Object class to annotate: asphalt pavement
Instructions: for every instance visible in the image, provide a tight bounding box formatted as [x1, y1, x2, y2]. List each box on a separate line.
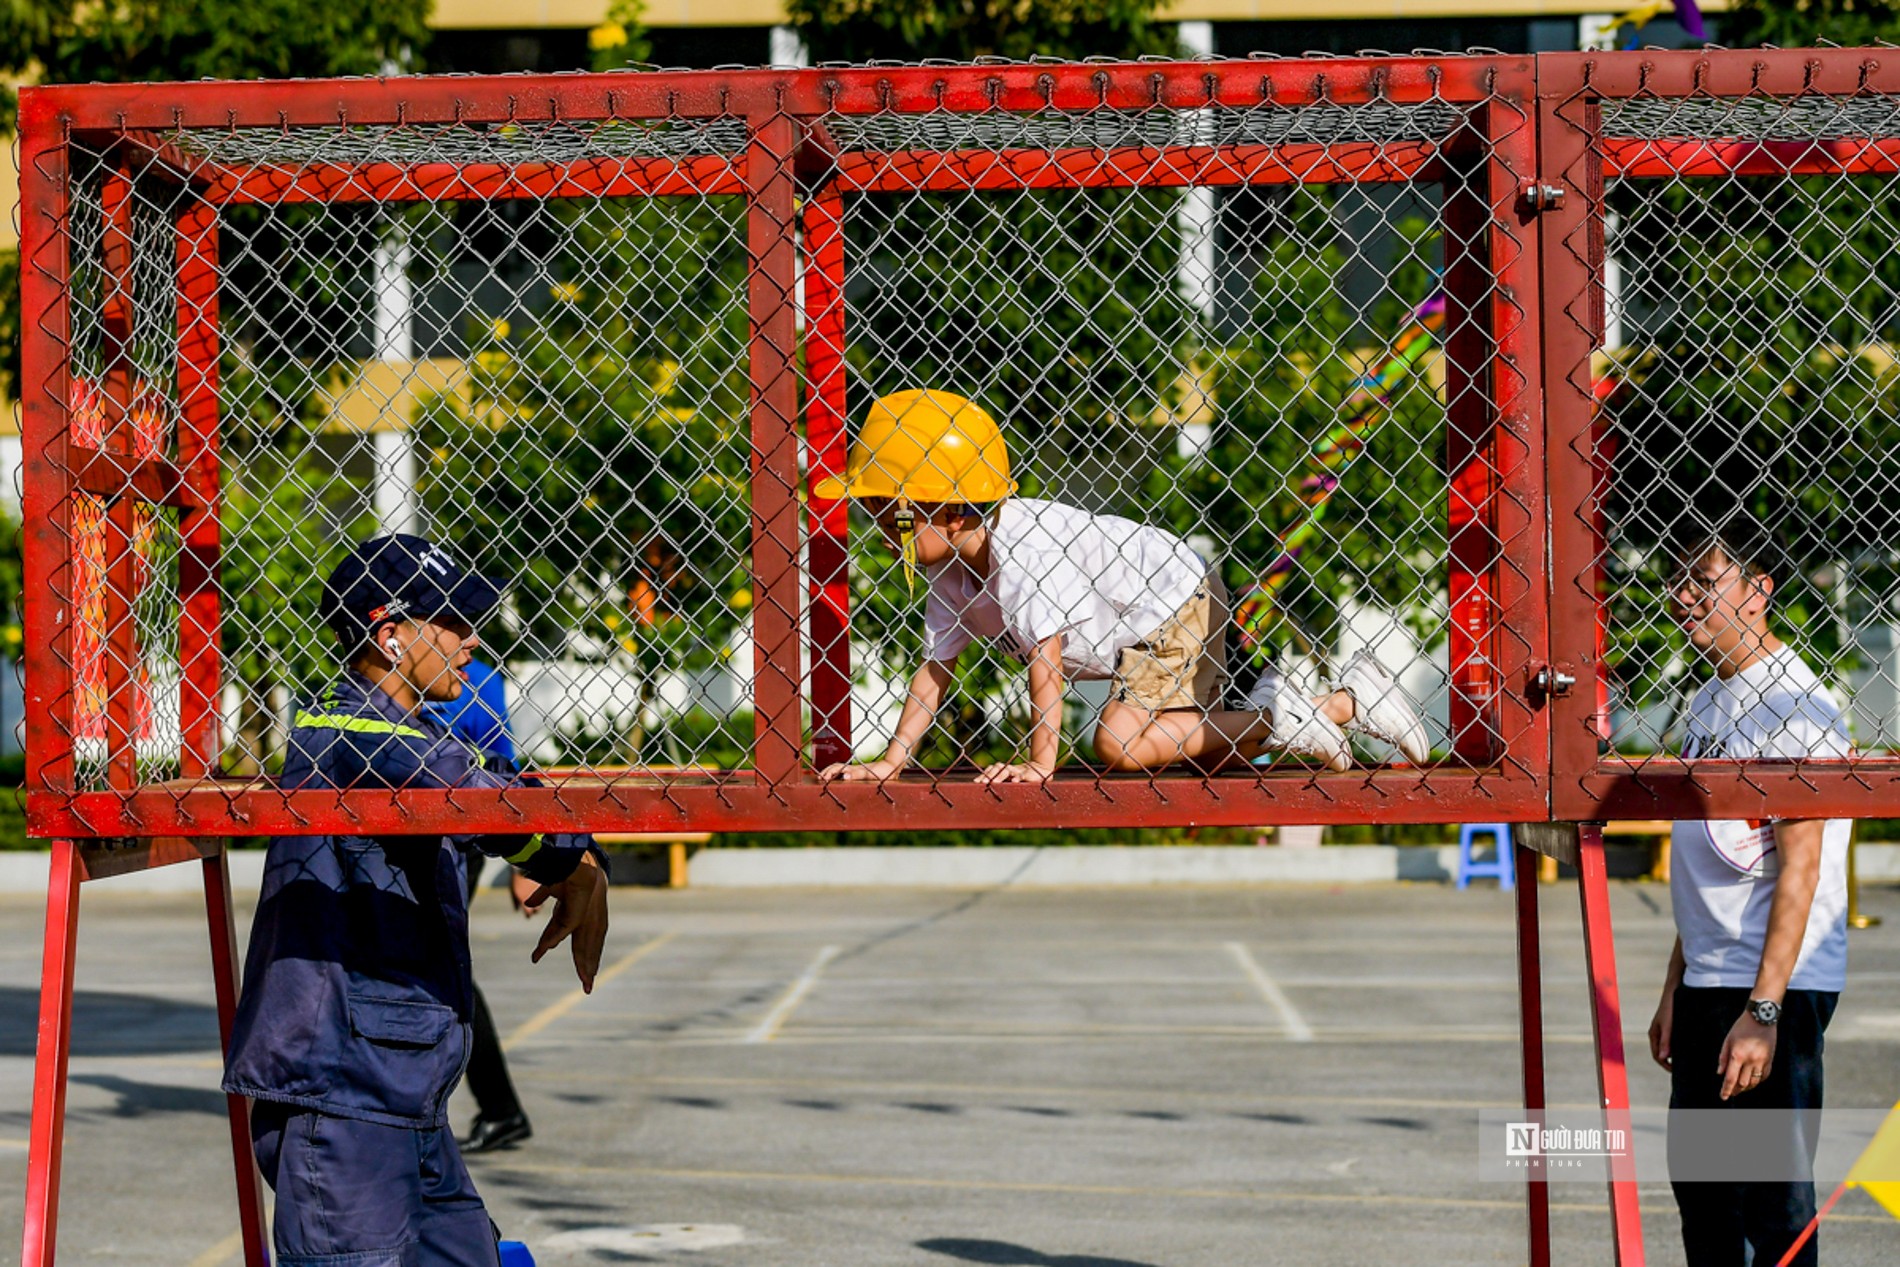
[3, 877, 1899, 1265]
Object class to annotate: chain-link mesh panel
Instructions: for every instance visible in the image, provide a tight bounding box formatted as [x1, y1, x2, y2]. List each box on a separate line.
[1586, 90, 1900, 773]
[21, 59, 1552, 832]
[812, 95, 1502, 782]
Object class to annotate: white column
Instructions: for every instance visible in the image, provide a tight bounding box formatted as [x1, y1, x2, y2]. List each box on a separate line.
[371, 223, 419, 534]
[372, 229, 414, 364]
[1176, 21, 1218, 325]
[1579, 14, 1620, 51]
[0, 431, 23, 517]
[1602, 210, 1625, 354]
[1176, 21, 1218, 461]
[373, 429, 419, 533]
[770, 26, 809, 69]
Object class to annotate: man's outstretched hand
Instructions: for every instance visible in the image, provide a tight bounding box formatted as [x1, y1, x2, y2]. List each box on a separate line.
[526, 850, 610, 992]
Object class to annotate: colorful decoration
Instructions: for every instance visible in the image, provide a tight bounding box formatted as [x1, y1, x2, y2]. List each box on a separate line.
[1612, 0, 1707, 48]
[1233, 294, 1447, 663]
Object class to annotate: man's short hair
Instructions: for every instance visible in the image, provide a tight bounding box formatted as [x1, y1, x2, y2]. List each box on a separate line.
[1674, 514, 1785, 582]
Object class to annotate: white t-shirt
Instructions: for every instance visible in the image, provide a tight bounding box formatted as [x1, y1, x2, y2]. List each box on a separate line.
[1670, 646, 1852, 992]
[922, 498, 1209, 680]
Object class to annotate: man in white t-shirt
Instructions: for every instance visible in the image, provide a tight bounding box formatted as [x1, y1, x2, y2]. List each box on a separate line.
[811, 389, 1430, 783]
[1647, 520, 1850, 1267]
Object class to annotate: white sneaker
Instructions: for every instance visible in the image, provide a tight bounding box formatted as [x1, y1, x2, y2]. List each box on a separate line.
[1338, 651, 1430, 765]
[1248, 669, 1349, 773]
[1244, 663, 1284, 712]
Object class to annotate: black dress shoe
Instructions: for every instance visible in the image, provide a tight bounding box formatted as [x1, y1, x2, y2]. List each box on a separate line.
[460, 1112, 533, 1154]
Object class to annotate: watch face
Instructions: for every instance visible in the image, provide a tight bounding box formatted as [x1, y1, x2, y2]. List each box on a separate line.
[1751, 1000, 1780, 1025]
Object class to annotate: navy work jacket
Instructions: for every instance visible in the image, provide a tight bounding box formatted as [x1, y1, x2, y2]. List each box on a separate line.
[224, 671, 595, 1128]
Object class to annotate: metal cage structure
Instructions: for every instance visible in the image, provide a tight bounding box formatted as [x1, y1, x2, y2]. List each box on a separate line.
[16, 48, 1900, 1266]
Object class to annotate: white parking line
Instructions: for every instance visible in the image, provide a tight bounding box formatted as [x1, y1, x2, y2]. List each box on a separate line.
[183, 1229, 243, 1267]
[745, 945, 841, 1044]
[504, 931, 678, 1050]
[1226, 942, 1315, 1042]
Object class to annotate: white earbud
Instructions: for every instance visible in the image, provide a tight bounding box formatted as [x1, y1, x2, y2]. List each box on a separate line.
[384, 637, 403, 663]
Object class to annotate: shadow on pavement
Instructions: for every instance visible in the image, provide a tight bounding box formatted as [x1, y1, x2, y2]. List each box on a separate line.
[0, 986, 221, 1057]
[918, 1239, 1162, 1266]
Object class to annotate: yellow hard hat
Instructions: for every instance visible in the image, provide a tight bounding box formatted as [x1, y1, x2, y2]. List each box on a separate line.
[812, 390, 1018, 504]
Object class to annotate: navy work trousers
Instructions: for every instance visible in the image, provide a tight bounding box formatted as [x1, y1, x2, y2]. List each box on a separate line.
[1668, 985, 1838, 1267]
[252, 1102, 502, 1266]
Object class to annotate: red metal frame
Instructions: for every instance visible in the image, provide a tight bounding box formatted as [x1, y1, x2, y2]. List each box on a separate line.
[802, 180, 852, 771]
[21, 56, 1553, 836]
[1537, 49, 1900, 822]
[28, 47, 1900, 1264]
[1577, 824, 1644, 1265]
[1514, 841, 1551, 1267]
[22, 842, 81, 1266]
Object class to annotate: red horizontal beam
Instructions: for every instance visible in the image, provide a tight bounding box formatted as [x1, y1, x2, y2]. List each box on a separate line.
[1604, 136, 1900, 180]
[22, 56, 1520, 134]
[70, 445, 209, 510]
[33, 769, 1545, 837]
[831, 139, 1440, 194]
[207, 154, 745, 206]
[1563, 764, 1900, 822]
[200, 140, 1439, 206]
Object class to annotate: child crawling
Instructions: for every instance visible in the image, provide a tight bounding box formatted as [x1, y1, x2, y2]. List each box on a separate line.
[814, 390, 1429, 785]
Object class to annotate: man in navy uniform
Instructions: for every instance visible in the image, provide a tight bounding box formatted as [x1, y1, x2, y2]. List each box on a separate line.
[224, 534, 611, 1266]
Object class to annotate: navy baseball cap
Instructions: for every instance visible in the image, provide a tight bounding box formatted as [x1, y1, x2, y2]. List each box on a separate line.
[321, 534, 502, 646]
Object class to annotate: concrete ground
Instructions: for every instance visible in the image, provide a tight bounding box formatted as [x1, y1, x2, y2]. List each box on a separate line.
[3, 878, 1899, 1265]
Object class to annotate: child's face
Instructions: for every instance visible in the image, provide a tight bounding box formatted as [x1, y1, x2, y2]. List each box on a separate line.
[867, 501, 973, 568]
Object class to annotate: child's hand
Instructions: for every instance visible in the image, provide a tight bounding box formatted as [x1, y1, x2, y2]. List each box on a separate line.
[818, 757, 904, 783]
[975, 761, 1056, 785]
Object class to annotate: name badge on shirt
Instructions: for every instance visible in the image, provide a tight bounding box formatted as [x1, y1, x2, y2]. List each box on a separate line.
[1706, 818, 1777, 877]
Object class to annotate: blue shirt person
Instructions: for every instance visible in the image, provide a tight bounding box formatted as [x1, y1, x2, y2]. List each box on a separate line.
[224, 534, 610, 1266]
[429, 656, 516, 770]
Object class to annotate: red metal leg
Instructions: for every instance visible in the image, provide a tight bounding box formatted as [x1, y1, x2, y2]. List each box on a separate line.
[802, 180, 852, 771]
[1578, 823, 1646, 1265]
[1514, 840, 1551, 1267]
[22, 840, 82, 1267]
[204, 850, 270, 1266]
[744, 110, 806, 787]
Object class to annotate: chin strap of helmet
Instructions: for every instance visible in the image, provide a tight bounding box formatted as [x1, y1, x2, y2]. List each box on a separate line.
[895, 499, 918, 597]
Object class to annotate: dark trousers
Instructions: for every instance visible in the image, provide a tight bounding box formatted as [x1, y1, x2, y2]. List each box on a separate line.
[1669, 985, 1838, 1267]
[464, 859, 524, 1123]
[252, 1103, 501, 1266]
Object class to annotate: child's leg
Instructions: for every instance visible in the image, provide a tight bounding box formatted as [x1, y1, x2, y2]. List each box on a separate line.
[1094, 695, 1354, 772]
[1100, 573, 1357, 772]
[1093, 700, 1271, 772]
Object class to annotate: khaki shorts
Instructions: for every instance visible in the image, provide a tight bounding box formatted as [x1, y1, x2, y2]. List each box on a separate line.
[1112, 573, 1229, 713]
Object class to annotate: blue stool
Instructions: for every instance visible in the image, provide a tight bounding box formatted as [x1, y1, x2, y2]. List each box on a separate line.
[1457, 823, 1515, 890]
[499, 1242, 536, 1267]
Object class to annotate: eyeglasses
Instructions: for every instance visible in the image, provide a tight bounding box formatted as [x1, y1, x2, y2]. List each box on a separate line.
[1668, 563, 1740, 605]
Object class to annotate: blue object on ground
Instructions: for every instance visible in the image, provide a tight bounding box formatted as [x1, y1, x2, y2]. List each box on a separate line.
[1457, 823, 1515, 890]
[499, 1241, 536, 1266]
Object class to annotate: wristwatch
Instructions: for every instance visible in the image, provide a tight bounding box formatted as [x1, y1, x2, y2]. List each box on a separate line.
[1747, 998, 1781, 1026]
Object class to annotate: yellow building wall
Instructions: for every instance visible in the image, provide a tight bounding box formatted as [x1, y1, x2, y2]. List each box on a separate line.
[433, 0, 1727, 28]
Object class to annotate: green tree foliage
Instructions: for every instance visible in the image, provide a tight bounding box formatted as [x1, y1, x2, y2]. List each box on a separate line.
[0, 0, 430, 765]
[1, 0, 433, 397]
[790, 0, 1190, 765]
[1722, 0, 1900, 48]
[787, 0, 1176, 62]
[1600, 0, 1900, 736]
[0, 0, 431, 131]
[220, 464, 375, 773]
[412, 194, 754, 669]
[1142, 197, 1445, 659]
